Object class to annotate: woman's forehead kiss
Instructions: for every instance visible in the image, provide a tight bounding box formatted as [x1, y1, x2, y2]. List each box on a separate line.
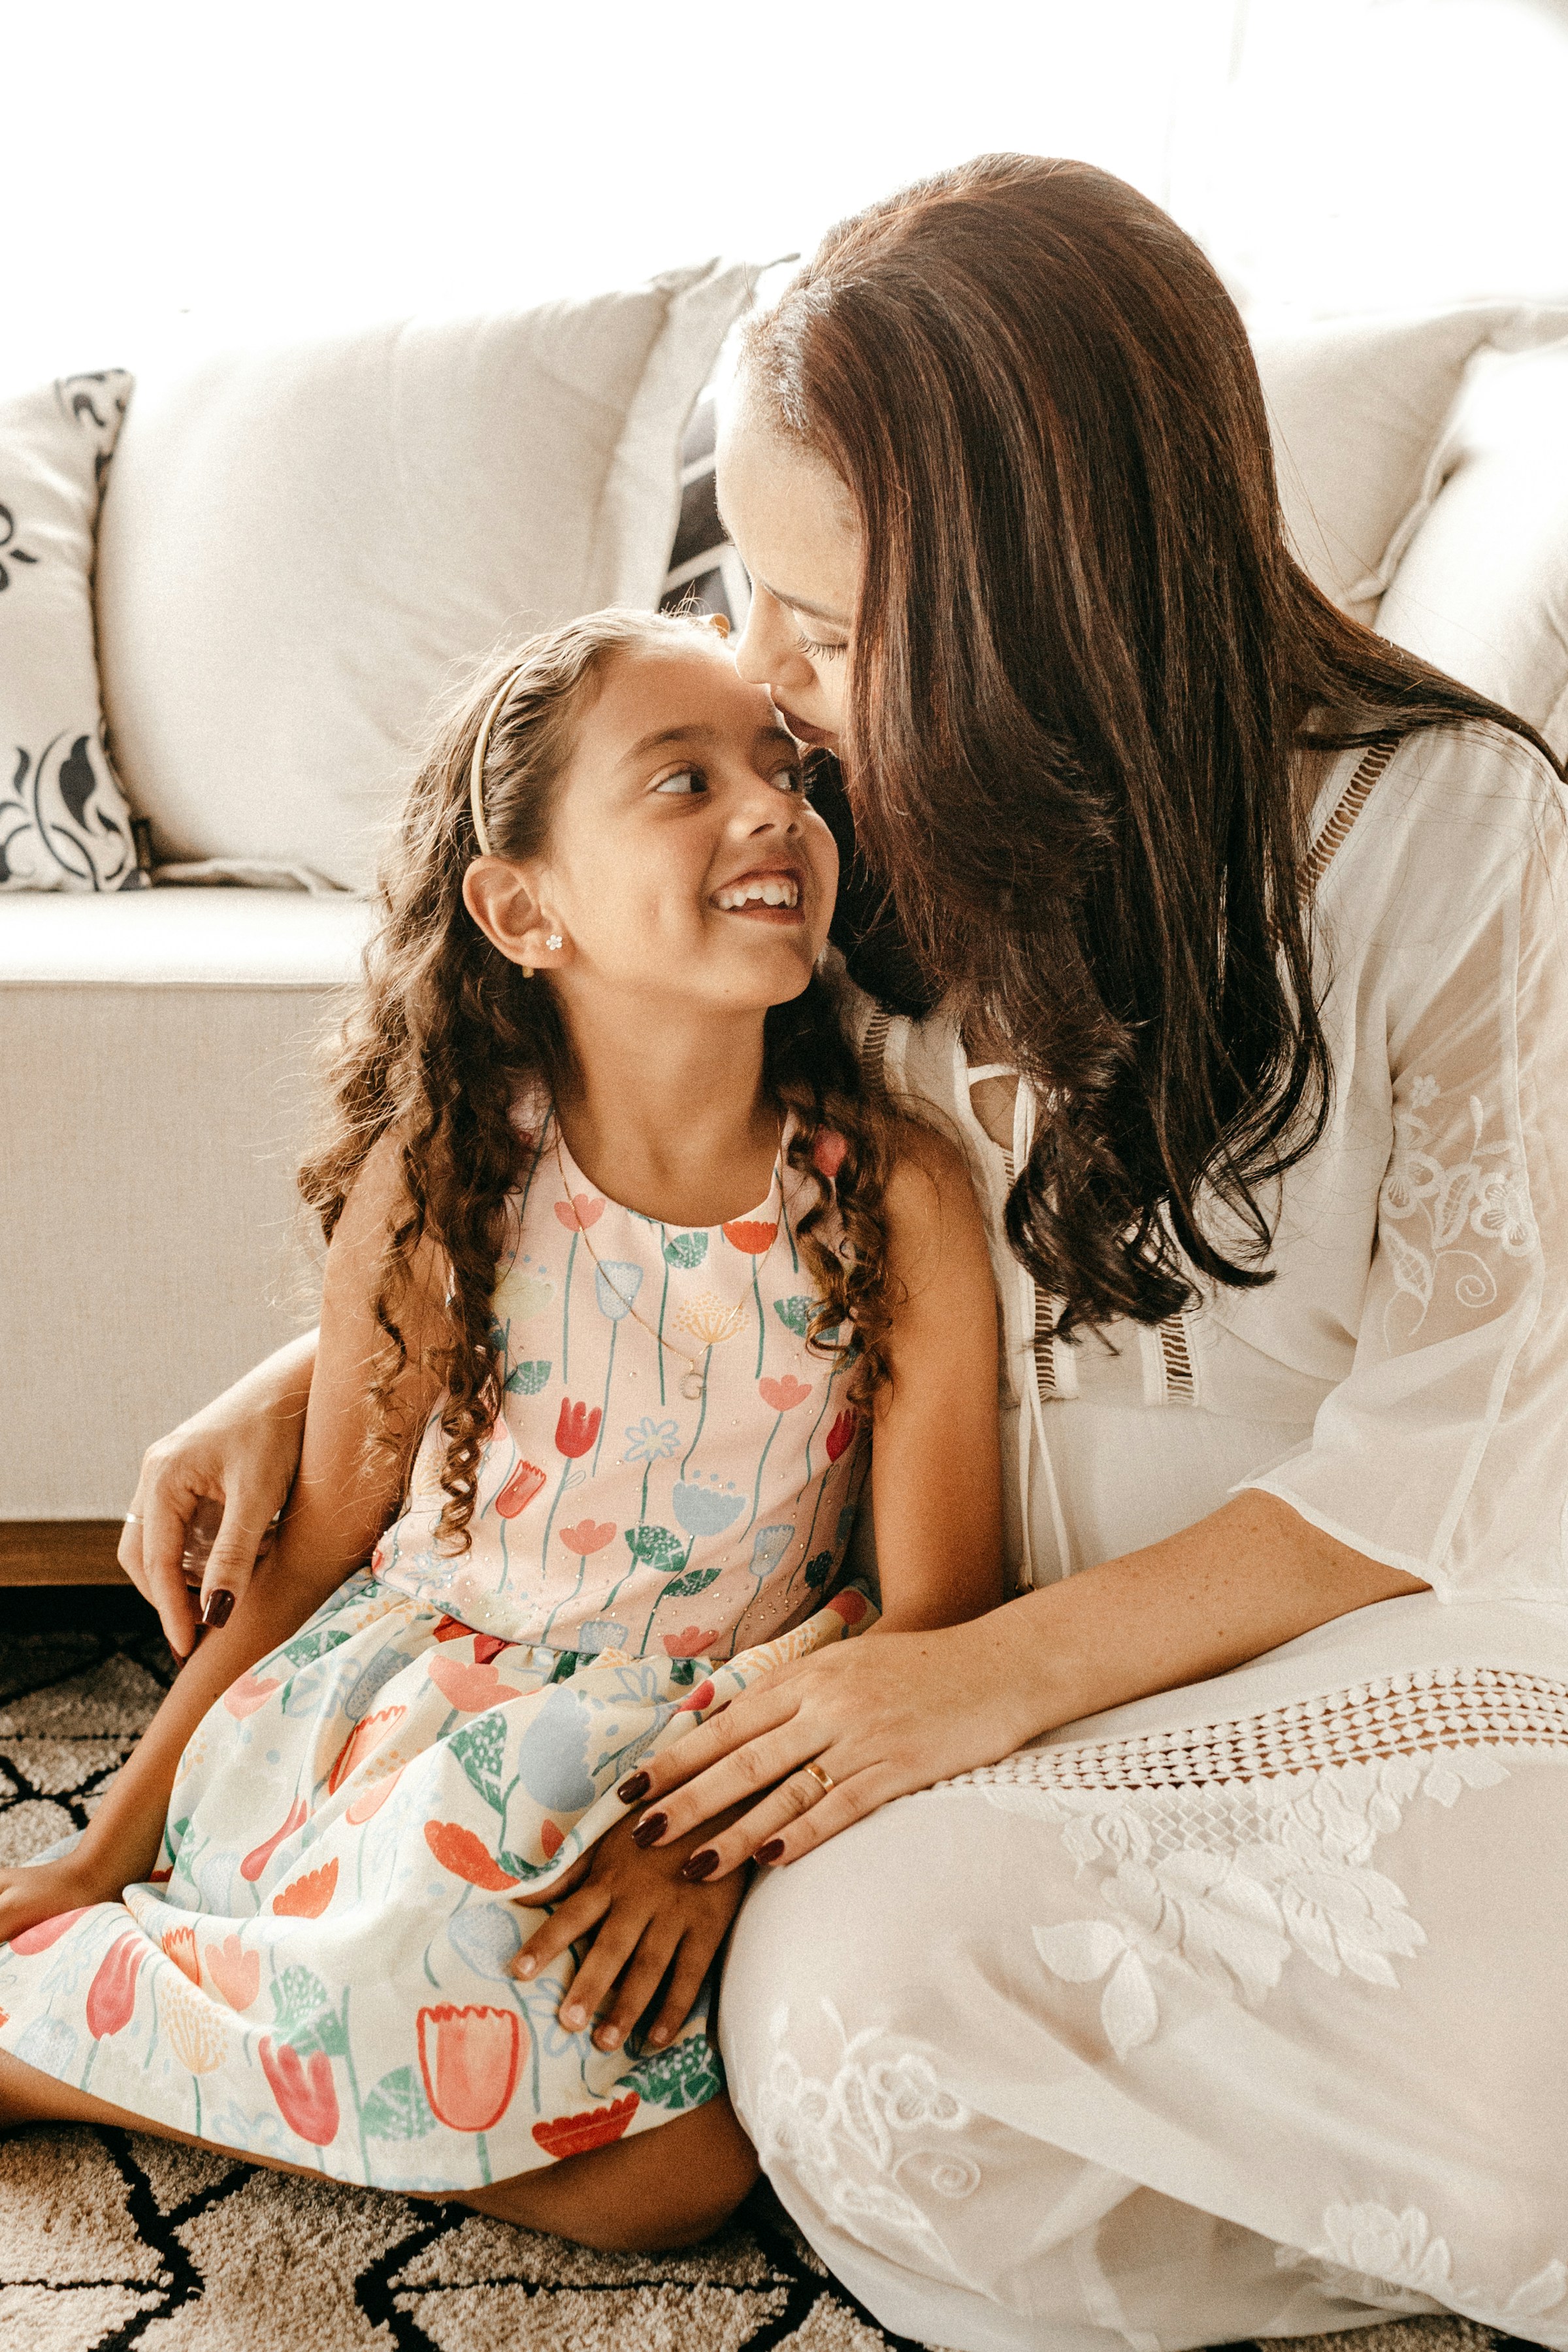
[572, 638, 799, 783]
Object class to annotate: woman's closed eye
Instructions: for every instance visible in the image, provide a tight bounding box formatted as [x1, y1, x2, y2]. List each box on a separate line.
[796, 632, 846, 661]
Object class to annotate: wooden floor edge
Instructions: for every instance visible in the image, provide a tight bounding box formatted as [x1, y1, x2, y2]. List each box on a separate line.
[0, 1522, 133, 1586]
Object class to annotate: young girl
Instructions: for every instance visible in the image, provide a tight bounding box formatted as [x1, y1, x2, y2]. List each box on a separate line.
[0, 610, 1002, 2250]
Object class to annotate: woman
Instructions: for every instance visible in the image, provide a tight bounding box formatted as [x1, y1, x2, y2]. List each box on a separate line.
[117, 159, 1568, 2345]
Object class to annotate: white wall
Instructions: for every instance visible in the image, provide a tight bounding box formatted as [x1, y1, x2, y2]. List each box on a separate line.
[3, 0, 1566, 390]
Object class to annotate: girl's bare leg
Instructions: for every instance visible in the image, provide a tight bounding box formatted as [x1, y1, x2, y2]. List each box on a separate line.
[0, 2048, 757, 2251]
[0, 2045, 319, 2180]
[462, 2096, 759, 2250]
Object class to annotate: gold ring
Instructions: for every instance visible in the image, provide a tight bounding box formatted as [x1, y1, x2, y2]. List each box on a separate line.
[799, 1759, 835, 1798]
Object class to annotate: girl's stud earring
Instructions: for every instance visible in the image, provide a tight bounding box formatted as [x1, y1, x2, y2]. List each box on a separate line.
[546, 934, 564, 952]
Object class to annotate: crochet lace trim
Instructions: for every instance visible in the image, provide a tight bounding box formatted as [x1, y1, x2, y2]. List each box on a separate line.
[951, 1665, 1568, 1791]
[1304, 733, 1401, 889]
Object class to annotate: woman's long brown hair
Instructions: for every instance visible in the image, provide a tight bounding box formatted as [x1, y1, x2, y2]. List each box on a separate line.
[299, 609, 898, 1551]
[742, 154, 1561, 1335]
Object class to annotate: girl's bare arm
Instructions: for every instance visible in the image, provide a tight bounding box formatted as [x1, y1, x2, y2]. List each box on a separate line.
[864, 1129, 1005, 1630]
[0, 1138, 445, 1932]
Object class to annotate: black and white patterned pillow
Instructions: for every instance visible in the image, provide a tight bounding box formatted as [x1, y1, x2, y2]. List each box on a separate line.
[660, 391, 750, 624]
[1, 370, 145, 890]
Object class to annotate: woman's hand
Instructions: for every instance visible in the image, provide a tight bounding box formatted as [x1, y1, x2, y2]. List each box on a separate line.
[0, 1853, 128, 1948]
[119, 1331, 317, 1661]
[506, 1809, 751, 2053]
[614, 1616, 1046, 1879]
[617, 1494, 1430, 1882]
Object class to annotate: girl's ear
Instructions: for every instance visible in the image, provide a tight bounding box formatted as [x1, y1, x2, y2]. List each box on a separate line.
[462, 859, 565, 973]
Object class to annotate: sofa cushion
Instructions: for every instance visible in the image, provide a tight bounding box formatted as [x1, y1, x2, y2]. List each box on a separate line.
[0, 370, 142, 892]
[1254, 301, 1568, 623]
[95, 262, 753, 893]
[1375, 338, 1568, 754]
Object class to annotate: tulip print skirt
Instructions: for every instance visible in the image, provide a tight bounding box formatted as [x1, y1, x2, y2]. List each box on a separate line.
[0, 1571, 872, 2191]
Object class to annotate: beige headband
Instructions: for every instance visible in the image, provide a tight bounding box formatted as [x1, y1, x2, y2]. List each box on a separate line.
[468, 666, 525, 859]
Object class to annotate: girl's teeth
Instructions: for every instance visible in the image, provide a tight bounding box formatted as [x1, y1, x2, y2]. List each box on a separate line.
[717, 878, 798, 909]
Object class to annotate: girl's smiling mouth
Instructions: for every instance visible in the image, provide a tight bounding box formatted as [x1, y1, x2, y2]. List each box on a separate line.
[711, 865, 804, 922]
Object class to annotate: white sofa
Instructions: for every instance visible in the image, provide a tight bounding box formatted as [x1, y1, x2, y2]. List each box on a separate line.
[4, 293, 1567, 1533]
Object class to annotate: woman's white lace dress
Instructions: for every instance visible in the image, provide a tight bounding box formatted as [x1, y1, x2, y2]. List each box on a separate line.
[719, 723, 1568, 2352]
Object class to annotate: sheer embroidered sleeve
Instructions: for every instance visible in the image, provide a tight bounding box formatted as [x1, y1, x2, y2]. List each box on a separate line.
[1247, 729, 1568, 1601]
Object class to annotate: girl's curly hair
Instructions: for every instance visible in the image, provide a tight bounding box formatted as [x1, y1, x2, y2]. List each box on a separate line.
[299, 608, 901, 1553]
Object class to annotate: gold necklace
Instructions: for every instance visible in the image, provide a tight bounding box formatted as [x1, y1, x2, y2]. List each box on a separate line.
[550, 1117, 785, 1402]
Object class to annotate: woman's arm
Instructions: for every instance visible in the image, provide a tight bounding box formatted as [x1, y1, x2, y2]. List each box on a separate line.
[864, 1129, 1004, 1629]
[0, 1137, 444, 1934]
[120, 1330, 319, 1658]
[617, 1489, 1425, 1874]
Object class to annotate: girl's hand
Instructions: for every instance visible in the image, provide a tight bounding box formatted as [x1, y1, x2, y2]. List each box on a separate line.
[119, 1331, 316, 1661]
[507, 1809, 750, 2053]
[615, 1616, 1047, 1877]
[0, 1853, 128, 1948]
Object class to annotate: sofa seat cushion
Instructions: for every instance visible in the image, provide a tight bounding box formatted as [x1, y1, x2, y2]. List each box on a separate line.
[0, 890, 372, 1516]
[0, 879, 372, 988]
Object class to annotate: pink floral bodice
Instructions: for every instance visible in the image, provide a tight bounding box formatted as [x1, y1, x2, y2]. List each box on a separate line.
[372, 1113, 868, 1658]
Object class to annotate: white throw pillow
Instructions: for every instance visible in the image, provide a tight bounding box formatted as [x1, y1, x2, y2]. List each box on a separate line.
[1375, 340, 1568, 754]
[96, 261, 753, 892]
[0, 370, 143, 890]
[1254, 302, 1568, 623]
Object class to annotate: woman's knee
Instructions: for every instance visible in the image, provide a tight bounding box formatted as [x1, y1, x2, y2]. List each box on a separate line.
[463, 2093, 758, 2253]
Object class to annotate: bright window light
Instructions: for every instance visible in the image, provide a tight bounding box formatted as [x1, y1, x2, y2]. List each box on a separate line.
[2, 0, 1565, 390]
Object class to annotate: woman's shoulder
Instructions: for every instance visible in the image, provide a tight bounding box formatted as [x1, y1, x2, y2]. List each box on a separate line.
[1326, 714, 1561, 842]
[1313, 717, 1565, 923]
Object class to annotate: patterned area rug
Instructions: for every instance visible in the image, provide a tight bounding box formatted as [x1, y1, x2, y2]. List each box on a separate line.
[0, 1591, 1529, 2352]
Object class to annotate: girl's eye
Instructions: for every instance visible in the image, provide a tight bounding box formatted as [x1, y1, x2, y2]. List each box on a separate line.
[770, 766, 806, 796]
[652, 768, 706, 796]
[795, 633, 847, 661]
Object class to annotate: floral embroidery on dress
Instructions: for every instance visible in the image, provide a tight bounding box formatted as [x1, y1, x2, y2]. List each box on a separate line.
[745, 2001, 979, 2255]
[1378, 1076, 1539, 1344]
[992, 1748, 1512, 2060]
[1276, 2203, 1567, 2327]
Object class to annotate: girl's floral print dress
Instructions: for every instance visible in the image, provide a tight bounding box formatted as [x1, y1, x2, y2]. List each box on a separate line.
[0, 1113, 870, 2191]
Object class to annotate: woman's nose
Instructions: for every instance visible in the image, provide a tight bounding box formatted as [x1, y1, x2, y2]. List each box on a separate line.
[733, 586, 811, 695]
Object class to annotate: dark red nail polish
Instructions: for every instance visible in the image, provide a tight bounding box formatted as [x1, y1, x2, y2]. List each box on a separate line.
[755, 1838, 785, 1865]
[681, 1849, 719, 1882]
[201, 1588, 235, 1629]
[631, 1811, 666, 1849]
[617, 1772, 650, 1804]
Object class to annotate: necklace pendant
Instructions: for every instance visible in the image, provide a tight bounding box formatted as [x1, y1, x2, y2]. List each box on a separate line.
[680, 1367, 706, 1402]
